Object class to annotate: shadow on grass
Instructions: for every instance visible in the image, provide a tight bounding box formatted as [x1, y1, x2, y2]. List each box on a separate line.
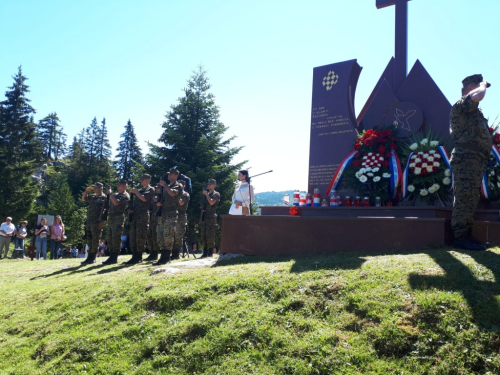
[408, 248, 500, 329]
[217, 247, 500, 328]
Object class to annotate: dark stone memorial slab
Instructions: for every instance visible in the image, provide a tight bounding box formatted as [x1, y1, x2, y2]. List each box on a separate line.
[307, 59, 362, 194]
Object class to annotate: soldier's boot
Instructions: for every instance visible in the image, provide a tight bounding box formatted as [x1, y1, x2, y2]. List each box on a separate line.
[208, 248, 213, 257]
[467, 229, 491, 248]
[102, 253, 118, 265]
[171, 248, 180, 260]
[454, 236, 486, 251]
[200, 249, 208, 258]
[144, 251, 158, 261]
[153, 250, 170, 266]
[81, 252, 96, 265]
[123, 252, 139, 265]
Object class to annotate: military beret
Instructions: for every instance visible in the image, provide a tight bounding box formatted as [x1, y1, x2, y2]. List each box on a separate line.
[167, 168, 179, 175]
[140, 173, 151, 180]
[94, 182, 103, 187]
[462, 74, 491, 88]
[118, 179, 128, 185]
[207, 178, 216, 185]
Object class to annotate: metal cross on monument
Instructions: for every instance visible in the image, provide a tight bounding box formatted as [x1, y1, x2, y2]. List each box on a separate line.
[376, 0, 411, 93]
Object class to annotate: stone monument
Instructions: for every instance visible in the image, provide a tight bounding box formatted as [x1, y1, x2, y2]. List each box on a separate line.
[308, 0, 452, 195]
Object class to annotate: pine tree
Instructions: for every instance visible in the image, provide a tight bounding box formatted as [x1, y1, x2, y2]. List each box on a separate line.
[115, 119, 143, 181]
[0, 66, 42, 220]
[38, 112, 66, 160]
[148, 66, 244, 242]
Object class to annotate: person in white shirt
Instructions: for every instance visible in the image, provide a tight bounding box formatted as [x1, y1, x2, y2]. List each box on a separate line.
[232, 170, 255, 216]
[0, 217, 16, 259]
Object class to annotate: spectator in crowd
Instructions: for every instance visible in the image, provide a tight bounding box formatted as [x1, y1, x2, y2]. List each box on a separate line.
[191, 242, 199, 254]
[0, 217, 16, 259]
[15, 221, 28, 257]
[50, 215, 65, 260]
[120, 234, 129, 255]
[71, 245, 78, 258]
[78, 249, 85, 258]
[35, 217, 50, 260]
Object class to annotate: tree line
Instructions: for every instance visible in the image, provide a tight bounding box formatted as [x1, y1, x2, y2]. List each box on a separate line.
[0, 66, 244, 246]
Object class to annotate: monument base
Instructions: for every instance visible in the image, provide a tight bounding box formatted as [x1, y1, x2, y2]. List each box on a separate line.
[220, 207, 500, 256]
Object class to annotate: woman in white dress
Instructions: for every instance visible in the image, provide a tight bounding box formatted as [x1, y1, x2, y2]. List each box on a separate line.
[232, 170, 255, 216]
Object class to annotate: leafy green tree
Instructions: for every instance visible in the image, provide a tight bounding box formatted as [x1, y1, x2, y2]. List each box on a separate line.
[0, 66, 42, 220]
[115, 119, 143, 181]
[38, 112, 66, 160]
[147, 66, 245, 242]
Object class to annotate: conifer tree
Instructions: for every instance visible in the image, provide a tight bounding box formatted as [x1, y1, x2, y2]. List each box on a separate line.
[38, 112, 66, 160]
[0, 66, 42, 219]
[148, 66, 244, 241]
[115, 119, 143, 181]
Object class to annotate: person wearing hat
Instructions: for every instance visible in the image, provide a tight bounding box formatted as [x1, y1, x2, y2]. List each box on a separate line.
[125, 174, 155, 265]
[81, 183, 107, 264]
[14, 220, 28, 258]
[145, 184, 162, 261]
[171, 179, 190, 260]
[450, 74, 492, 251]
[0, 217, 16, 259]
[102, 180, 130, 265]
[153, 168, 182, 265]
[199, 178, 220, 258]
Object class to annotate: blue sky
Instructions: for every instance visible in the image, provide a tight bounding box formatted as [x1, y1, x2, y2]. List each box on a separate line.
[1, 0, 499, 192]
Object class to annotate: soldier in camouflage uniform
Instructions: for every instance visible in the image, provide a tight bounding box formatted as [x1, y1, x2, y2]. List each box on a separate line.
[153, 168, 182, 265]
[171, 180, 190, 260]
[102, 180, 130, 265]
[144, 185, 162, 261]
[450, 74, 492, 251]
[81, 182, 107, 265]
[125, 174, 155, 265]
[200, 179, 220, 258]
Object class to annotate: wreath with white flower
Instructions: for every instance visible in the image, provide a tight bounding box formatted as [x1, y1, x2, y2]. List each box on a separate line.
[401, 130, 453, 205]
[482, 123, 500, 201]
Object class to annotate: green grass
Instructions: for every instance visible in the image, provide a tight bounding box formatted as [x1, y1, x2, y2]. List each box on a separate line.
[1, 248, 500, 374]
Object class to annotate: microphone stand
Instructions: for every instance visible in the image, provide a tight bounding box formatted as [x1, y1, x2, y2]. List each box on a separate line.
[245, 170, 273, 216]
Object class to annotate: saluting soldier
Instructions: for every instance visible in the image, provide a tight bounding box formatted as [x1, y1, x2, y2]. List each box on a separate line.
[81, 182, 107, 265]
[126, 174, 155, 264]
[153, 168, 182, 265]
[450, 74, 492, 251]
[102, 180, 130, 265]
[171, 180, 190, 260]
[200, 179, 220, 258]
[144, 184, 162, 261]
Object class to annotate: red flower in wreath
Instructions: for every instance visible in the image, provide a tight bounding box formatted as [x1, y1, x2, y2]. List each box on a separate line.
[354, 152, 361, 158]
[409, 167, 415, 173]
[352, 160, 361, 167]
[385, 152, 392, 159]
[389, 143, 397, 150]
[433, 166, 440, 173]
[354, 144, 361, 150]
[422, 169, 429, 175]
[382, 160, 390, 168]
[390, 137, 397, 141]
[378, 145, 386, 153]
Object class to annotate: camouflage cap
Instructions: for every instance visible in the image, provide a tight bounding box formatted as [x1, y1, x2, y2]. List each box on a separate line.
[117, 179, 128, 185]
[140, 173, 151, 180]
[462, 74, 491, 88]
[207, 178, 216, 185]
[94, 182, 103, 188]
[167, 168, 179, 175]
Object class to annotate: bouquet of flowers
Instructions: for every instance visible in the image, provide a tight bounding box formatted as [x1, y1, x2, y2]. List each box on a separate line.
[339, 126, 403, 203]
[400, 130, 452, 205]
[481, 125, 500, 201]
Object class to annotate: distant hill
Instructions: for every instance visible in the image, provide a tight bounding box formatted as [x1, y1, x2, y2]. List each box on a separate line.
[254, 190, 294, 206]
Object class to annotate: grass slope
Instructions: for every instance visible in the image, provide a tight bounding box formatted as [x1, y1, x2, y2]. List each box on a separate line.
[1, 249, 500, 374]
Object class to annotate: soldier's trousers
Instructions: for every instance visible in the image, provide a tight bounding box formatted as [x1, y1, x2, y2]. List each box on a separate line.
[173, 215, 188, 252]
[85, 223, 102, 254]
[147, 218, 159, 253]
[200, 216, 218, 249]
[129, 216, 149, 254]
[108, 221, 124, 254]
[157, 213, 177, 255]
[450, 152, 487, 238]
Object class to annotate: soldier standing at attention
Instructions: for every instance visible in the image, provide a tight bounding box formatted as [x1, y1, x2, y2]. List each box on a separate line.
[153, 168, 182, 265]
[200, 179, 220, 258]
[125, 174, 155, 265]
[171, 180, 190, 260]
[81, 182, 107, 265]
[144, 184, 162, 261]
[102, 180, 130, 265]
[450, 74, 492, 251]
